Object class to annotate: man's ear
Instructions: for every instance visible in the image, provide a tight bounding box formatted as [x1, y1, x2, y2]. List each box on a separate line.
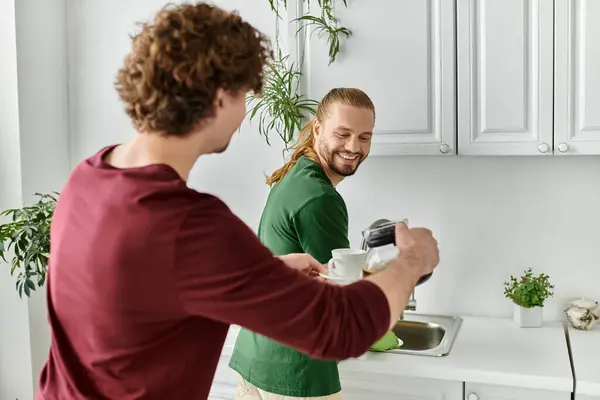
[214, 88, 226, 109]
[313, 119, 321, 137]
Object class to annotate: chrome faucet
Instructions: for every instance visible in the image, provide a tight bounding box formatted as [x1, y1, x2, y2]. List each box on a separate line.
[360, 219, 417, 317]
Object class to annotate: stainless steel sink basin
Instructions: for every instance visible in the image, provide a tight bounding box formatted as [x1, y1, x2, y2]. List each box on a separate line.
[371, 313, 462, 357]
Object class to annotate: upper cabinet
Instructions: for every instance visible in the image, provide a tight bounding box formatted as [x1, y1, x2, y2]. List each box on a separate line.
[293, 0, 456, 156]
[457, 0, 554, 155]
[554, 0, 600, 155]
[289, 0, 600, 156]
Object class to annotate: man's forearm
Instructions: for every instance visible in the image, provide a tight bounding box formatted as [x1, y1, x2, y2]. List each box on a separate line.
[364, 256, 422, 330]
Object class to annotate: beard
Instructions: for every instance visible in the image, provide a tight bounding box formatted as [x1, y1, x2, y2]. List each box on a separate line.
[318, 141, 366, 177]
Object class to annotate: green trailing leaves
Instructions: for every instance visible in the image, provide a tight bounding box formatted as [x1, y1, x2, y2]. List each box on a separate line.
[267, 0, 348, 15]
[295, 3, 352, 65]
[253, 0, 351, 148]
[503, 268, 554, 308]
[246, 52, 318, 147]
[267, 0, 287, 18]
[0, 192, 57, 298]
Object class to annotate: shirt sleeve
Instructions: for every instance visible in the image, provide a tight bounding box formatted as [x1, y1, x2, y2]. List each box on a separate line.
[173, 201, 390, 361]
[293, 194, 350, 264]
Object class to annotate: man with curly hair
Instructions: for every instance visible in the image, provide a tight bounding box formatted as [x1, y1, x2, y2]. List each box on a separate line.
[35, 3, 440, 400]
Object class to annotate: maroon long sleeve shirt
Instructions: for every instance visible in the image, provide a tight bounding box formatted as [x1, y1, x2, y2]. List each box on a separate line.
[36, 145, 390, 400]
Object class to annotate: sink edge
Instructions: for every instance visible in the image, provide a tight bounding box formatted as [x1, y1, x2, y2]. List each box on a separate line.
[370, 313, 464, 357]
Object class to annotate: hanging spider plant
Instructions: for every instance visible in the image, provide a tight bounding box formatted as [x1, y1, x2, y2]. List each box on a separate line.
[246, 52, 319, 147]
[252, 0, 351, 148]
[267, 0, 287, 18]
[295, 2, 351, 65]
[267, 0, 347, 15]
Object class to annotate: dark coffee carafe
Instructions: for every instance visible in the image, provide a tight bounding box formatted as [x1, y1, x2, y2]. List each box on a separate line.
[361, 219, 433, 286]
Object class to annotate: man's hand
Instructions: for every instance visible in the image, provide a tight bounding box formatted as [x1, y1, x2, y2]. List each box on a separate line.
[364, 221, 441, 330]
[278, 253, 326, 277]
[395, 221, 439, 278]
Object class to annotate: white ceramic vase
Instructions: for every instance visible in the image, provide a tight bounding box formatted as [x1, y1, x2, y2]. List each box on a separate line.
[513, 304, 543, 328]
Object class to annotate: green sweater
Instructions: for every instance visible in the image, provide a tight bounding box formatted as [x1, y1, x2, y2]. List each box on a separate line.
[228, 156, 350, 397]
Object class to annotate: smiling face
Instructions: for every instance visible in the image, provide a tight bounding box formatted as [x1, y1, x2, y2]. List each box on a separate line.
[313, 103, 375, 183]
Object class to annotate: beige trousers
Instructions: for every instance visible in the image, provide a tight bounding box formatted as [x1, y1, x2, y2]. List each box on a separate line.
[234, 373, 343, 400]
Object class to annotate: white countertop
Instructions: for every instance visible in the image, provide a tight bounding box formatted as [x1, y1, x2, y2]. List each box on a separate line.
[221, 315, 574, 393]
[568, 325, 600, 396]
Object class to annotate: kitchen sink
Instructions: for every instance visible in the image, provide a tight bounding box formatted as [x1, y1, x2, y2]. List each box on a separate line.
[372, 313, 462, 357]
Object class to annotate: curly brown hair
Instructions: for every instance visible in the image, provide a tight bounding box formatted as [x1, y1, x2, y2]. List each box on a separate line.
[115, 2, 271, 136]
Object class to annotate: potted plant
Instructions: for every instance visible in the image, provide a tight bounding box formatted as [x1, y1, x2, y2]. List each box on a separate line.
[504, 268, 554, 328]
[0, 192, 57, 298]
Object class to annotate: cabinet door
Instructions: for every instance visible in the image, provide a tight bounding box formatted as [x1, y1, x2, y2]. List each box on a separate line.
[292, 0, 456, 156]
[554, 0, 600, 155]
[208, 393, 234, 400]
[457, 0, 554, 155]
[208, 356, 237, 400]
[340, 371, 462, 400]
[464, 382, 571, 400]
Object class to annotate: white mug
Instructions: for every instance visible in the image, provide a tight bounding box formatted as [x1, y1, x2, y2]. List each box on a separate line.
[327, 248, 367, 280]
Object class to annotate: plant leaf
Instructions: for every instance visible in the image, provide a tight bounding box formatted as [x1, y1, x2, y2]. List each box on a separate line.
[0, 192, 55, 298]
[246, 53, 317, 147]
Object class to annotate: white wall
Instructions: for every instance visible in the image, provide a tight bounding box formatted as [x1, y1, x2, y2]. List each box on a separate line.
[66, 0, 600, 324]
[340, 155, 600, 321]
[0, 2, 34, 399]
[15, 0, 70, 389]
[66, 0, 288, 229]
[0, 0, 70, 398]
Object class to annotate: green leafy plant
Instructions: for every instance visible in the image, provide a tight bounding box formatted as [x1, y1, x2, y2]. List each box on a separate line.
[267, 0, 287, 18]
[267, 0, 348, 18]
[503, 268, 554, 308]
[246, 51, 319, 146]
[295, 3, 352, 65]
[252, 0, 351, 147]
[0, 192, 58, 298]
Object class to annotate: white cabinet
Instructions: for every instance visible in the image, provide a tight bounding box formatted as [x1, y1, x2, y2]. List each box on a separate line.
[576, 396, 600, 400]
[340, 371, 462, 399]
[209, 358, 573, 400]
[457, 0, 554, 155]
[209, 362, 463, 399]
[208, 356, 237, 400]
[456, 0, 600, 156]
[208, 327, 242, 399]
[294, 0, 456, 156]
[554, 0, 600, 155]
[286, 0, 600, 156]
[464, 382, 571, 400]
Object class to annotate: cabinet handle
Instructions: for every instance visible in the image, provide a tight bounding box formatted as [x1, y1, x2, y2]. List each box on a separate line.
[440, 143, 450, 154]
[467, 393, 479, 400]
[558, 142, 569, 152]
[538, 143, 549, 153]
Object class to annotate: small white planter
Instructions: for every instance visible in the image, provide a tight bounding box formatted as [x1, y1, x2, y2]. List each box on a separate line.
[513, 304, 543, 328]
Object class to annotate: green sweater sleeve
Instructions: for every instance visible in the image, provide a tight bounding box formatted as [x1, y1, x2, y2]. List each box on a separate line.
[292, 194, 351, 264]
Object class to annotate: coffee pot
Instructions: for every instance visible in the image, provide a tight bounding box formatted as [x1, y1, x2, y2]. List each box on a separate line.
[360, 218, 433, 286]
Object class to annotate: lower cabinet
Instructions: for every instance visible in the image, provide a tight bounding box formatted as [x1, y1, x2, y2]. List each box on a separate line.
[209, 359, 572, 400]
[464, 382, 571, 400]
[576, 396, 600, 400]
[339, 370, 462, 399]
[208, 357, 237, 400]
[208, 391, 235, 400]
